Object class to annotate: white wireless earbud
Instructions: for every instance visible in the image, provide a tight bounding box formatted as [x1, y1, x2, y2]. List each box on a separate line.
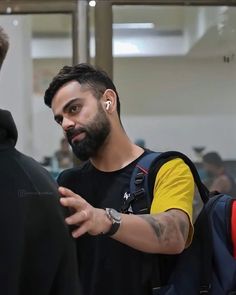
[105, 101, 112, 110]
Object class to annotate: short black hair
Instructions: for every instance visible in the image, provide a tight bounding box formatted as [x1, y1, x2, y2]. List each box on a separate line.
[0, 26, 9, 69]
[202, 152, 223, 167]
[44, 63, 121, 118]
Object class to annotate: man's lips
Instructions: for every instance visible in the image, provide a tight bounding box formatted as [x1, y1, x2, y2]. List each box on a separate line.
[71, 132, 86, 143]
[67, 128, 86, 143]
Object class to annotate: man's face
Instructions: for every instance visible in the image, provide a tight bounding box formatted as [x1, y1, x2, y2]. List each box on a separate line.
[52, 81, 111, 161]
[203, 163, 217, 178]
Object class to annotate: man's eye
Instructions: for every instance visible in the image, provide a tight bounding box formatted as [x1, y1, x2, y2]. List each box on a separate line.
[69, 105, 81, 113]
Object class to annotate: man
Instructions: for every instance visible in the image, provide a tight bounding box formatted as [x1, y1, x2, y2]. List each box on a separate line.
[0, 26, 80, 295]
[203, 151, 236, 197]
[44, 63, 194, 295]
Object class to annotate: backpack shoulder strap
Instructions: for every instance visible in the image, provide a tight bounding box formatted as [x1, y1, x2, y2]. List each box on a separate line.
[130, 151, 162, 205]
[123, 150, 209, 215]
[121, 152, 161, 214]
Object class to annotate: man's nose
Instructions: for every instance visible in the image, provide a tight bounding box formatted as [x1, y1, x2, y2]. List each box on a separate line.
[61, 117, 75, 131]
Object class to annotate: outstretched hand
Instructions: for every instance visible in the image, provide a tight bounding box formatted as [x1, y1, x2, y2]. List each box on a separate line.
[59, 187, 111, 238]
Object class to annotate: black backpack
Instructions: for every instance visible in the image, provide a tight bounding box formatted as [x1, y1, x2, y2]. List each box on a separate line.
[121, 151, 236, 295]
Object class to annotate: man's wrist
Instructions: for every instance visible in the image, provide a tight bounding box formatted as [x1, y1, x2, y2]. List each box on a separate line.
[102, 208, 122, 236]
[100, 208, 113, 234]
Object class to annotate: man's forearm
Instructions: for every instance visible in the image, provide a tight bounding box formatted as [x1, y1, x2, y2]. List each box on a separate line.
[112, 210, 189, 254]
[58, 187, 190, 253]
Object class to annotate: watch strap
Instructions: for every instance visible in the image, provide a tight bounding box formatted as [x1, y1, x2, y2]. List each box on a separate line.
[103, 208, 121, 236]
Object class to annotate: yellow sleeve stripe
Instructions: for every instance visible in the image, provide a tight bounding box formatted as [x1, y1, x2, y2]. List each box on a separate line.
[150, 158, 195, 246]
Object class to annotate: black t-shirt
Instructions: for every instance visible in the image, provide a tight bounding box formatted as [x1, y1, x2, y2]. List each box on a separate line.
[57, 152, 155, 295]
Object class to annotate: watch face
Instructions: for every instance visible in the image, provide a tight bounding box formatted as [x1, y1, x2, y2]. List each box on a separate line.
[109, 208, 121, 222]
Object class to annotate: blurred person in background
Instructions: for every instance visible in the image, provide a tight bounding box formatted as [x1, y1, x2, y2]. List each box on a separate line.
[203, 151, 236, 197]
[0, 26, 80, 295]
[54, 137, 73, 169]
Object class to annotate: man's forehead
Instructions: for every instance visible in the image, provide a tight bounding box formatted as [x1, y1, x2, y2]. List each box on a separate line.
[55, 81, 94, 99]
[57, 80, 83, 93]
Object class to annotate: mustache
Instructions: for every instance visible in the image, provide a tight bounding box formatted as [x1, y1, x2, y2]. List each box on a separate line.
[66, 127, 87, 143]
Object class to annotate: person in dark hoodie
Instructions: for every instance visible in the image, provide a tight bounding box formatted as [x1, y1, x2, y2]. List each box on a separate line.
[0, 26, 80, 295]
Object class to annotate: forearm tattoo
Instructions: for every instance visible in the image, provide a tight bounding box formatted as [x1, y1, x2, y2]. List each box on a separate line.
[139, 213, 189, 244]
[140, 215, 165, 239]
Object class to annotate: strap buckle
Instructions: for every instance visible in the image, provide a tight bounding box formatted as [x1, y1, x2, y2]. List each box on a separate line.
[134, 172, 145, 185]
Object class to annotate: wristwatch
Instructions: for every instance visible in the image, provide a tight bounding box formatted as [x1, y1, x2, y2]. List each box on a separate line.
[103, 208, 122, 236]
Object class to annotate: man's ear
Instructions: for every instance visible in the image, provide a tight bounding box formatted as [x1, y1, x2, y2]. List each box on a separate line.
[102, 89, 117, 112]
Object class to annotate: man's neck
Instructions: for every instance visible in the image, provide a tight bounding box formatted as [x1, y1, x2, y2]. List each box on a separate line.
[90, 128, 144, 172]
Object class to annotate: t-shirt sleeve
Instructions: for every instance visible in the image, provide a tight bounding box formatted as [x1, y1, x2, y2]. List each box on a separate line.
[150, 158, 194, 247]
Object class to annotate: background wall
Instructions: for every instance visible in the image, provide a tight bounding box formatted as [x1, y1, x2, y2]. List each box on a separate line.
[33, 56, 236, 162]
[114, 57, 236, 116]
[114, 57, 236, 160]
[2, 54, 236, 162]
[1, 8, 236, 164]
[112, 5, 236, 161]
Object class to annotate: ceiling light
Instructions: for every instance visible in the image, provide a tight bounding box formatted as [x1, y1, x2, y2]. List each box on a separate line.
[89, 0, 96, 7]
[113, 23, 155, 30]
[6, 6, 12, 14]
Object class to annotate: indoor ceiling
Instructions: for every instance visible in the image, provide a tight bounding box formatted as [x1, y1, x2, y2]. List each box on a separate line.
[1, 1, 236, 58]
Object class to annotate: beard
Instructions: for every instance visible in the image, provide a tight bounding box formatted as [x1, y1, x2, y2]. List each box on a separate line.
[66, 104, 111, 161]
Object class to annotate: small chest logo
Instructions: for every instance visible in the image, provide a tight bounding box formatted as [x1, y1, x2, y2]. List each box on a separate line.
[122, 191, 133, 213]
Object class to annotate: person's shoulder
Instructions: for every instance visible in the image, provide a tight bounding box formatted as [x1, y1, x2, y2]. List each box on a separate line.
[160, 157, 188, 171]
[13, 149, 52, 175]
[58, 160, 91, 183]
[146, 150, 192, 179]
[144, 150, 190, 172]
[215, 174, 232, 187]
[218, 174, 231, 181]
[61, 160, 91, 174]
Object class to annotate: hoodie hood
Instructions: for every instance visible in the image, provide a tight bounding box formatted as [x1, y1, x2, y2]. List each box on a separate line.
[0, 109, 18, 147]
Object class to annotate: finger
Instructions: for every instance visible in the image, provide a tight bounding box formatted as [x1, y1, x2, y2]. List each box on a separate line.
[60, 197, 82, 209]
[72, 222, 89, 238]
[65, 210, 89, 225]
[81, 210, 88, 219]
[58, 186, 83, 200]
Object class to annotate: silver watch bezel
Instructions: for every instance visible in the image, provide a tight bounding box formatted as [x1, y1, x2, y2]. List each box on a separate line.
[106, 208, 121, 223]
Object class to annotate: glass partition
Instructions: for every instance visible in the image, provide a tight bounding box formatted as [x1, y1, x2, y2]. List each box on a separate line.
[112, 5, 236, 207]
[0, 13, 73, 174]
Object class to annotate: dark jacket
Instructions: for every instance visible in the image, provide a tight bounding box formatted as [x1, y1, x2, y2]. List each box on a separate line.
[0, 109, 80, 295]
